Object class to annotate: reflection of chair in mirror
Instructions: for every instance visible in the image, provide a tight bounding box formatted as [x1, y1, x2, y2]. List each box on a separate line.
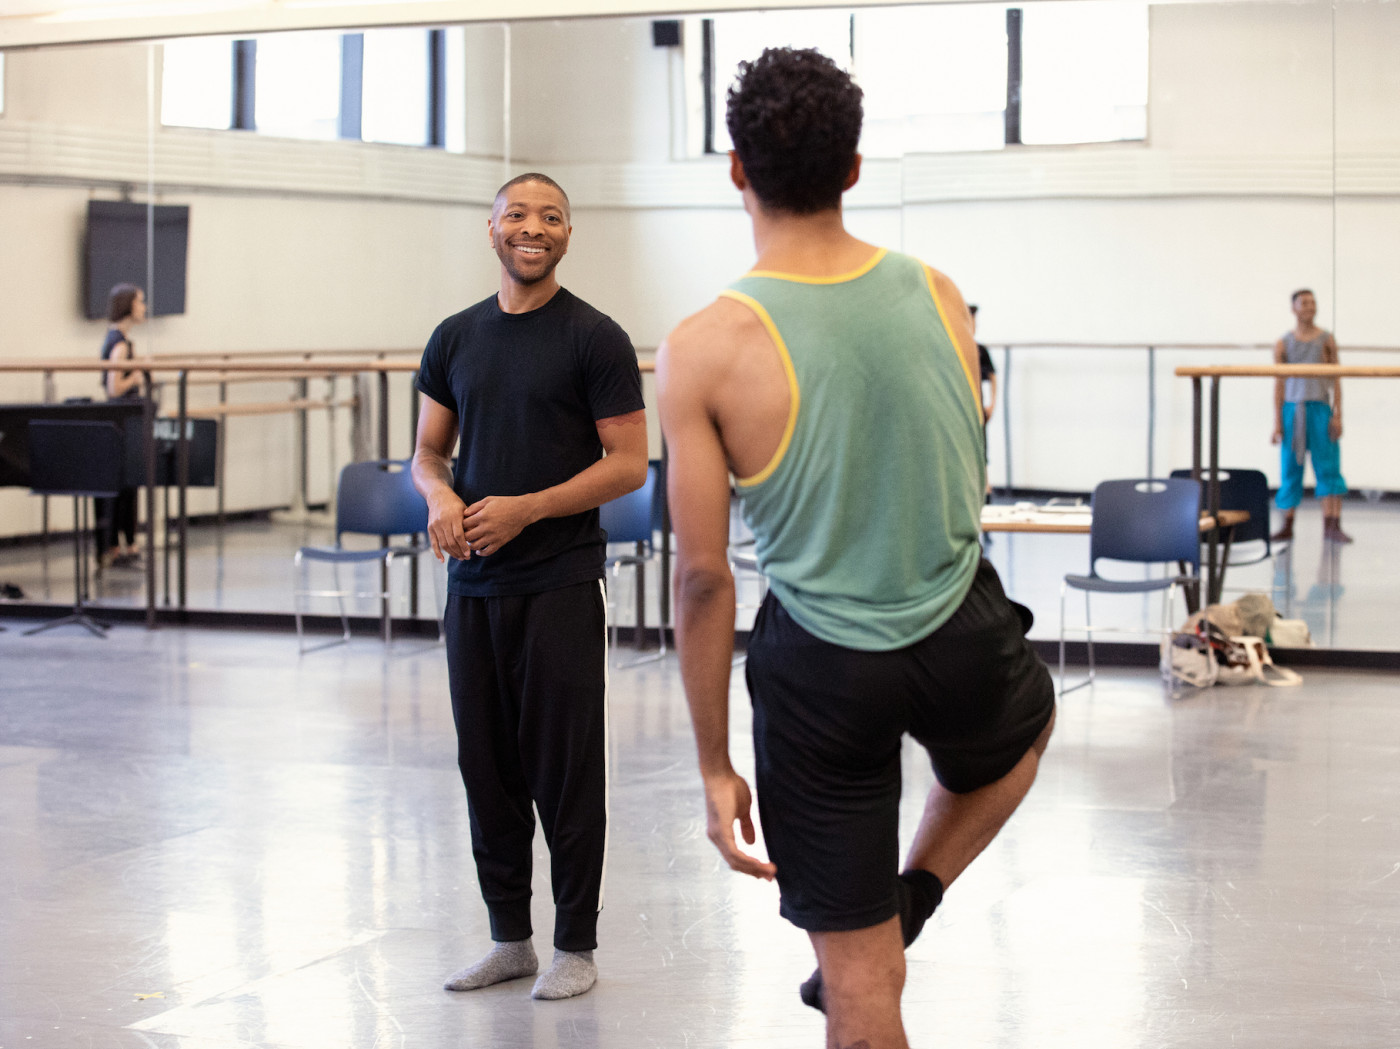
[1059, 477, 1202, 694]
[23, 419, 124, 638]
[1170, 466, 1274, 568]
[293, 459, 441, 653]
[601, 462, 665, 667]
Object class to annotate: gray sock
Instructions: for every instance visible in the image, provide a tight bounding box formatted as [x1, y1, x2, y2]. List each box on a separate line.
[443, 939, 538, 991]
[530, 949, 597, 1000]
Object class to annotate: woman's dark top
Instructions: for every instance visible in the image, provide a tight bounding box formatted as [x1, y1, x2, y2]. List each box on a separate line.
[101, 328, 140, 400]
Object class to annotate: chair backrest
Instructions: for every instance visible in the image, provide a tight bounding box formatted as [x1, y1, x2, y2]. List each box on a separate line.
[1169, 467, 1270, 549]
[1089, 477, 1202, 573]
[600, 463, 658, 548]
[335, 459, 427, 541]
[26, 419, 124, 497]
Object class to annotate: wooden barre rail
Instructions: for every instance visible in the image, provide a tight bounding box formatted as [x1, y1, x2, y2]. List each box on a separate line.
[183, 397, 358, 419]
[5, 344, 1395, 379]
[140, 343, 1400, 357]
[1176, 364, 1400, 378]
[2, 356, 654, 375]
[148, 348, 417, 360]
[0, 357, 417, 373]
[184, 371, 350, 385]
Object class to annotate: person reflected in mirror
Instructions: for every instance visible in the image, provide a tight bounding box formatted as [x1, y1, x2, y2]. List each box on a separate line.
[1271, 289, 1351, 544]
[968, 303, 997, 496]
[969, 302, 998, 542]
[96, 283, 146, 572]
[656, 48, 1055, 1049]
[411, 173, 648, 1001]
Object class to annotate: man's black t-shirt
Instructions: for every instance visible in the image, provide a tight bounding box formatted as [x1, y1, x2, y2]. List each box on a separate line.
[416, 287, 645, 598]
[977, 342, 995, 383]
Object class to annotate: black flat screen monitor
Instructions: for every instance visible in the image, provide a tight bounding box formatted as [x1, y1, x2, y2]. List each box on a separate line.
[83, 200, 189, 319]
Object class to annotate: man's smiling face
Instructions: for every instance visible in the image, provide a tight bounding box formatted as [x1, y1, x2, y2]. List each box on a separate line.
[488, 181, 572, 288]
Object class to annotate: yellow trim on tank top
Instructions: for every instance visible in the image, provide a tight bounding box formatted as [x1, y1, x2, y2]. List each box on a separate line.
[717, 288, 801, 488]
[743, 247, 888, 285]
[923, 264, 984, 423]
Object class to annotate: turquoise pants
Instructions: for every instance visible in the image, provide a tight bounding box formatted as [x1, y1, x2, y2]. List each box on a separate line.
[1276, 400, 1347, 511]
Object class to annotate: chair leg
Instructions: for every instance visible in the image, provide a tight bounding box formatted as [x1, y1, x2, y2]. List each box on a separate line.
[1084, 591, 1096, 687]
[1058, 583, 1067, 694]
[383, 557, 393, 646]
[1058, 583, 1095, 696]
[294, 552, 307, 653]
[610, 562, 666, 669]
[332, 563, 350, 644]
[1160, 580, 1178, 691]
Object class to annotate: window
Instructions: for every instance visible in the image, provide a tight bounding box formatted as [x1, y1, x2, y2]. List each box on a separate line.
[706, 9, 852, 154]
[161, 37, 234, 130]
[159, 28, 462, 150]
[254, 31, 341, 141]
[855, 6, 1008, 157]
[1020, 2, 1147, 145]
[701, 2, 1148, 157]
[361, 28, 430, 146]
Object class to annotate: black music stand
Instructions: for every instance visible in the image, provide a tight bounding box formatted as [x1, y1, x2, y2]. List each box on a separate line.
[23, 420, 124, 638]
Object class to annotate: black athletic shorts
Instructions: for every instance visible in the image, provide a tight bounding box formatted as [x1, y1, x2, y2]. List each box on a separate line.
[745, 558, 1055, 933]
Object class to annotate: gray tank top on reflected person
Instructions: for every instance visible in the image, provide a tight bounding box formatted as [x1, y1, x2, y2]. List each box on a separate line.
[1281, 331, 1331, 404]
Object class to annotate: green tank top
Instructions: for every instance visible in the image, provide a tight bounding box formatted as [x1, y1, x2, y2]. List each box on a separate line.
[724, 249, 985, 651]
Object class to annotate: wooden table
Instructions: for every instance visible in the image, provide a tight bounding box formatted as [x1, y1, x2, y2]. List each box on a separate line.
[980, 504, 1250, 608]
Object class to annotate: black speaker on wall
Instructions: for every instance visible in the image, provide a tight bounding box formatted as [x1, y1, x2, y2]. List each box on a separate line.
[83, 200, 190, 320]
[652, 20, 681, 48]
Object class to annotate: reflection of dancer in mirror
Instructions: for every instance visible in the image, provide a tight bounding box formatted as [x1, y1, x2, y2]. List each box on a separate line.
[97, 283, 145, 571]
[969, 304, 997, 501]
[1271, 289, 1351, 544]
[411, 173, 648, 1001]
[657, 48, 1055, 1049]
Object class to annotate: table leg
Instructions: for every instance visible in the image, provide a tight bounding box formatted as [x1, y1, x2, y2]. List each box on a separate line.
[1204, 377, 1221, 607]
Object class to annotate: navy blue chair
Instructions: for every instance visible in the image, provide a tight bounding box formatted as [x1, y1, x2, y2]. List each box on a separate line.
[294, 459, 441, 652]
[601, 462, 665, 666]
[1170, 467, 1273, 567]
[1059, 477, 1202, 694]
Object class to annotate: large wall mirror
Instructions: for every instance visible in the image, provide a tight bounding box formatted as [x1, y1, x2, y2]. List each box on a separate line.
[0, 2, 1394, 651]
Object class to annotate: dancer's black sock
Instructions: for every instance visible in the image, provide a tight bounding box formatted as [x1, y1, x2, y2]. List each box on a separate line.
[897, 868, 944, 947]
[799, 869, 945, 1015]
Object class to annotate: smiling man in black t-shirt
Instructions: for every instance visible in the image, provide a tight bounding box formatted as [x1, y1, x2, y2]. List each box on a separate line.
[412, 172, 647, 1001]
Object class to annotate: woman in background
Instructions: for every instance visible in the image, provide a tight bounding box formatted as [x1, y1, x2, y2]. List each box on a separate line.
[96, 282, 145, 570]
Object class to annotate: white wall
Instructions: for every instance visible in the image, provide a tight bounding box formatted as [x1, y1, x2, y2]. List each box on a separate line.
[2, 2, 1398, 543]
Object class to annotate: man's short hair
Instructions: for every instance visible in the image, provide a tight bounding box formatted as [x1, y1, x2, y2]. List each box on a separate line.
[968, 304, 980, 317]
[493, 172, 571, 222]
[1291, 288, 1314, 305]
[107, 283, 141, 323]
[726, 47, 863, 215]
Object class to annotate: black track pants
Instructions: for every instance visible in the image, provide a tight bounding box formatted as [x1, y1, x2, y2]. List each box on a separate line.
[444, 580, 609, 952]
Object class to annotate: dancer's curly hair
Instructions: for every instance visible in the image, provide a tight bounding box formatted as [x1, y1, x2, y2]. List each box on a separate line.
[726, 47, 863, 214]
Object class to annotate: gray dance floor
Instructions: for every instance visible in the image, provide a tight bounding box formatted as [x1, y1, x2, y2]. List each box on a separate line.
[2, 610, 1398, 1047]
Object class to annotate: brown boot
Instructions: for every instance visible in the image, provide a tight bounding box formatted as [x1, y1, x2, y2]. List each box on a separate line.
[1270, 511, 1295, 543]
[1323, 516, 1353, 544]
